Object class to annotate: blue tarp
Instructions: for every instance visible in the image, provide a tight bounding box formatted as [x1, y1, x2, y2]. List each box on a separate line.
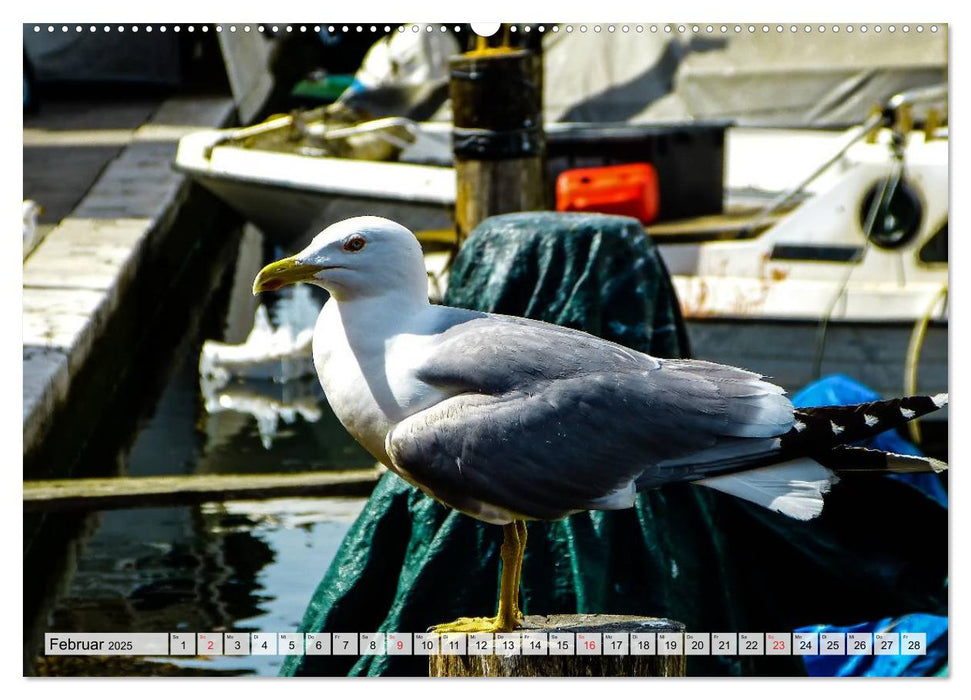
[792, 375, 948, 677]
[797, 614, 948, 677]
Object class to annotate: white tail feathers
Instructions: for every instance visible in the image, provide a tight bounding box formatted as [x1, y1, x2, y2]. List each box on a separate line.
[694, 458, 839, 521]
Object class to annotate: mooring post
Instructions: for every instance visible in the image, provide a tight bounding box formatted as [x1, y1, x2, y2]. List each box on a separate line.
[429, 615, 686, 677]
[449, 44, 547, 243]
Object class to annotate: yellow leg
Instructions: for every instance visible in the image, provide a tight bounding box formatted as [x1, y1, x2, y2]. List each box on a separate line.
[430, 521, 527, 633]
[512, 520, 527, 620]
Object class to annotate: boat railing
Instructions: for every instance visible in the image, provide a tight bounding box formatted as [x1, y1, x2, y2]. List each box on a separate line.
[886, 84, 948, 111]
[302, 117, 421, 150]
[741, 110, 887, 237]
[206, 114, 422, 156]
[742, 84, 946, 238]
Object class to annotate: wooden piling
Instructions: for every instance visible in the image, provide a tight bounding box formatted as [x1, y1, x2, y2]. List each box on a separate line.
[429, 614, 685, 677]
[22, 468, 383, 512]
[450, 46, 546, 242]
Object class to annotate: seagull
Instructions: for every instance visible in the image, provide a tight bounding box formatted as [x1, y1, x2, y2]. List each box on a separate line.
[253, 216, 948, 633]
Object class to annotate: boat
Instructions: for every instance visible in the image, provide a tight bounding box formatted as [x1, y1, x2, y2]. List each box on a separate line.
[175, 117, 457, 245]
[663, 87, 948, 424]
[176, 34, 947, 439]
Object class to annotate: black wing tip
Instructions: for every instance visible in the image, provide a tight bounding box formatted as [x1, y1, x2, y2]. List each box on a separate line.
[784, 393, 948, 453]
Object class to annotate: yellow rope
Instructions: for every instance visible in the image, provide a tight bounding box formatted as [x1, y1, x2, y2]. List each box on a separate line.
[904, 283, 948, 444]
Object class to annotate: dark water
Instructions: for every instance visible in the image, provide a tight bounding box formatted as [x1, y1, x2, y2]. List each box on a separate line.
[30, 225, 375, 676]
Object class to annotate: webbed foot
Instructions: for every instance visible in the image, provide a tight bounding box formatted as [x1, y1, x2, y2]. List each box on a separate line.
[430, 612, 522, 634]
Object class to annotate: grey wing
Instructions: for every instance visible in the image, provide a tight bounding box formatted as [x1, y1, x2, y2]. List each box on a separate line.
[385, 315, 795, 521]
[416, 311, 661, 394]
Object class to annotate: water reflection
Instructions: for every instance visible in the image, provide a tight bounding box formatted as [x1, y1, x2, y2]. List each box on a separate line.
[44, 499, 366, 675]
[32, 224, 373, 676]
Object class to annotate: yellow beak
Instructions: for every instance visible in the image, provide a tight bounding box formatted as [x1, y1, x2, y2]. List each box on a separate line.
[252, 256, 325, 294]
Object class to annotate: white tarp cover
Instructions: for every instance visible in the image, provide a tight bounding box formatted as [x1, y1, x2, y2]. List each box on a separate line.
[352, 28, 460, 91]
[542, 29, 947, 126]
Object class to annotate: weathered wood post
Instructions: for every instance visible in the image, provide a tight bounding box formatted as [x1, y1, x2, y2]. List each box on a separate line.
[429, 615, 686, 677]
[449, 44, 546, 242]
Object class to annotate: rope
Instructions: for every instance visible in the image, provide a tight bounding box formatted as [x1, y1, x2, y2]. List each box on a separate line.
[745, 112, 885, 237]
[811, 153, 903, 380]
[904, 283, 948, 444]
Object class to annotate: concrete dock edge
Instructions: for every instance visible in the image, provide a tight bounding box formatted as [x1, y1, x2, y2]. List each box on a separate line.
[23, 95, 237, 466]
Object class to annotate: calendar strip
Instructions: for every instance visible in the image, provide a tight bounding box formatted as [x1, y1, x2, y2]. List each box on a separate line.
[44, 631, 929, 657]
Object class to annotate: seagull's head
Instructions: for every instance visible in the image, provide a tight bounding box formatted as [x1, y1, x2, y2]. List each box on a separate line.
[252, 216, 428, 302]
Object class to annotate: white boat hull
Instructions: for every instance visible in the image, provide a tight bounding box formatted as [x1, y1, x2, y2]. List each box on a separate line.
[687, 318, 946, 403]
[192, 171, 454, 247]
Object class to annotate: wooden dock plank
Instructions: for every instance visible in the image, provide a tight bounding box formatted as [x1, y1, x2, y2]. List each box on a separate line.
[647, 204, 798, 242]
[23, 469, 383, 512]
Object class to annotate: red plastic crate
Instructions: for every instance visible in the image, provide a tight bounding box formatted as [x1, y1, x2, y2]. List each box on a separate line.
[555, 163, 660, 224]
